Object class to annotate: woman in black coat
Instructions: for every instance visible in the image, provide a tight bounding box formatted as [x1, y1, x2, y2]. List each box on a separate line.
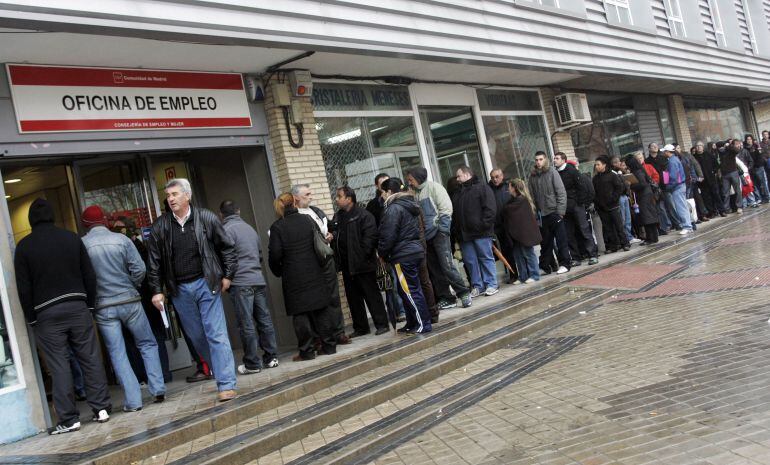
[268, 194, 334, 361]
[626, 154, 660, 244]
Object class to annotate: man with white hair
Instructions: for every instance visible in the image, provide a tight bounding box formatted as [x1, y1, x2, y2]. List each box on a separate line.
[147, 178, 239, 402]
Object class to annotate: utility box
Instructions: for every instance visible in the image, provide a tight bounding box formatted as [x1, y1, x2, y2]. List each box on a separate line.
[272, 83, 292, 107]
[288, 70, 313, 98]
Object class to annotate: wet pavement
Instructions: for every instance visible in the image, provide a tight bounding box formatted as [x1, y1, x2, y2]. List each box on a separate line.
[1, 207, 769, 465]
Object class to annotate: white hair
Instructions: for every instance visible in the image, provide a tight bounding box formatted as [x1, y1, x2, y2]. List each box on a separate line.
[290, 184, 310, 196]
[165, 178, 192, 197]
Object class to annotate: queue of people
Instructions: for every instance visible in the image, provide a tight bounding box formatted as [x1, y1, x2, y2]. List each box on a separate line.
[16, 131, 767, 436]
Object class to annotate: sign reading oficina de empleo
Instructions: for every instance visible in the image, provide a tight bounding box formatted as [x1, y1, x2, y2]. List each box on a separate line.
[6, 64, 253, 133]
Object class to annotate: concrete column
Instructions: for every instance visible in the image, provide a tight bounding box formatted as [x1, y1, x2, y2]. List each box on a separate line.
[668, 95, 693, 149]
[752, 100, 770, 133]
[539, 88, 577, 160]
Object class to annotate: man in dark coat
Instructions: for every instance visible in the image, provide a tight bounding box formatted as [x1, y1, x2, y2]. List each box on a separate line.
[365, 173, 390, 226]
[553, 152, 598, 266]
[452, 166, 499, 297]
[488, 168, 515, 282]
[268, 204, 335, 360]
[593, 156, 631, 252]
[693, 141, 724, 217]
[14, 198, 111, 434]
[331, 187, 389, 337]
[148, 178, 238, 402]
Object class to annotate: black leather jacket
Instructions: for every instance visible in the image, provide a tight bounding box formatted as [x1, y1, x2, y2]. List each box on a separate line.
[147, 207, 237, 296]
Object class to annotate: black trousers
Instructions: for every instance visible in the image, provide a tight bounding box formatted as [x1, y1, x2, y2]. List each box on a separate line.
[564, 204, 598, 260]
[293, 305, 336, 358]
[598, 207, 628, 250]
[418, 258, 438, 320]
[699, 180, 722, 216]
[341, 269, 389, 333]
[539, 213, 572, 269]
[35, 301, 111, 425]
[643, 224, 659, 243]
[322, 260, 347, 339]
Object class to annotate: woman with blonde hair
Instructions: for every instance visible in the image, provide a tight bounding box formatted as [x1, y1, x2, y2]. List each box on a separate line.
[501, 179, 542, 284]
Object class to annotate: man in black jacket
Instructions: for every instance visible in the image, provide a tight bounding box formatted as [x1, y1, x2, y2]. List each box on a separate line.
[148, 178, 239, 402]
[693, 141, 725, 217]
[14, 199, 111, 434]
[365, 173, 390, 226]
[331, 187, 389, 336]
[453, 166, 499, 297]
[554, 153, 599, 266]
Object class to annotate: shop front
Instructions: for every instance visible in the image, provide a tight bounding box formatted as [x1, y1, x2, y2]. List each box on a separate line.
[683, 97, 751, 143]
[312, 82, 552, 204]
[0, 64, 288, 441]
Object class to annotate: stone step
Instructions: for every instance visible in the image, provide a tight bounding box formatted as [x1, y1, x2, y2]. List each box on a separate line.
[143, 288, 610, 465]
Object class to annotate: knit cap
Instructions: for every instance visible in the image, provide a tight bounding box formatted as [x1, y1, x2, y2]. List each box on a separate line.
[81, 205, 108, 228]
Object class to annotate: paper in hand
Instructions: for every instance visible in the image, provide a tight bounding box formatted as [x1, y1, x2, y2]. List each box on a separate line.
[160, 302, 170, 329]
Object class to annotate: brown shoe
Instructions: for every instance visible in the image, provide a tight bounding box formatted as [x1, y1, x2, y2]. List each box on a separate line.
[217, 390, 237, 402]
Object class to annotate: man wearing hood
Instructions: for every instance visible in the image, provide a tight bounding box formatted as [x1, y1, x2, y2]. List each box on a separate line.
[452, 166, 499, 296]
[14, 199, 112, 434]
[406, 167, 472, 309]
[528, 151, 571, 274]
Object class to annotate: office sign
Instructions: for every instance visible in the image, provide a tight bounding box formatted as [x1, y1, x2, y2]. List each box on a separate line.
[6, 64, 252, 133]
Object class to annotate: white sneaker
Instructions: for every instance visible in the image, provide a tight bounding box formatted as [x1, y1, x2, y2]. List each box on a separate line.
[678, 229, 691, 235]
[484, 287, 499, 296]
[630, 238, 643, 244]
[92, 409, 110, 423]
[556, 266, 569, 274]
[48, 421, 81, 435]
[737, 208, 743, 214]
[524, 278, 536, 284]
[266, 358, 279, 368]
[237, 364, 261, 375]
[469, 288, 481, 298]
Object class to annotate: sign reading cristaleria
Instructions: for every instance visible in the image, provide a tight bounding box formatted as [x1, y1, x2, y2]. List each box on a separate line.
[6, 64, 252, 133]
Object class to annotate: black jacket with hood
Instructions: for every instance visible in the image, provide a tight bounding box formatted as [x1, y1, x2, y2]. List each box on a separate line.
[147, 206, 237, 297]
[331, 204, 379, 275]
[13, 198, 97, 324]
[378, 192, 424, 264]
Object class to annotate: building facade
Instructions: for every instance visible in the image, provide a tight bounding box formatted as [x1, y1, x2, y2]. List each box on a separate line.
[0, 0, 768, 442]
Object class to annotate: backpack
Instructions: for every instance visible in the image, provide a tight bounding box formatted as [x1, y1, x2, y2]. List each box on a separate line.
[575, 172, 595, 206]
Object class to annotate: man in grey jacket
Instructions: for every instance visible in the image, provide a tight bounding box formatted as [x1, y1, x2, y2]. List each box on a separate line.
[81, 205, 165, 412]
[528, 151, 572, 275]
[220, 200, 279, 374]
[407, 168, 472, 309]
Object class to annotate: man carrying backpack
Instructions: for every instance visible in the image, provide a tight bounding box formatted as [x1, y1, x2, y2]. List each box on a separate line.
[554, 152, 599, 266]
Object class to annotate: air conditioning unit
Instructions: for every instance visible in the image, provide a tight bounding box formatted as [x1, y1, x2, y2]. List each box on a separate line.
[554, 93, 591, 127]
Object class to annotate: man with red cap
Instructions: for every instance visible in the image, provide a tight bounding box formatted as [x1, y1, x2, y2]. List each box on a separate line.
[81, 205, 166, 412]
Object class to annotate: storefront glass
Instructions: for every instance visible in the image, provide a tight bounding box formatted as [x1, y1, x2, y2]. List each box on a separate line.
[420, 106, 484, 185]
[570, 94, 643, 168]
[684, 98, 747, 143]
[0, 295, 18, 389]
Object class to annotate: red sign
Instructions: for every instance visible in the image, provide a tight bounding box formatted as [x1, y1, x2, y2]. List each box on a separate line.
[6, 64, 252, 133]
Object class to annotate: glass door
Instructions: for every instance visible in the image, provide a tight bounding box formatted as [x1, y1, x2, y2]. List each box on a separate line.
[419, 106, 484, 185]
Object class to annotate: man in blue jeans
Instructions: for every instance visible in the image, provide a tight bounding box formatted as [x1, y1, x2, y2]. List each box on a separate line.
[148, 178, 239, 402]
[220, 200, 279, 374]
[81, 205, 165, 411]
[662, 145, 693, 235]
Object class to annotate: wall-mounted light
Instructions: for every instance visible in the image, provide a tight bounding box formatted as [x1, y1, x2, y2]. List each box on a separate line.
[4, 178, 21, 184]
[5, 195, 10, 199]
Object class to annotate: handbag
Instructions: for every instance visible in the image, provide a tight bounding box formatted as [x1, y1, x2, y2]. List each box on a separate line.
[376, 259, 393, 292]
[311, 221, 334, 266]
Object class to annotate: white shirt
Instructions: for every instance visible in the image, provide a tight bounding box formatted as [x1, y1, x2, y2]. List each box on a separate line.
[298, 207, 328, 235]
[174, 207, 191, 229]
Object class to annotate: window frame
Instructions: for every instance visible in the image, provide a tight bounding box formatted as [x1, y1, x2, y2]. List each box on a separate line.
[604, 0, 634, 26]
[664, 0, 687, 38]
[740, 0, 759, 55]
[708, 0, 727, 47]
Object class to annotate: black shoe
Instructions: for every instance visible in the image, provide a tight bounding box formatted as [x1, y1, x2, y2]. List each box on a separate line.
[397, 326, 415, 334]
[570, 260, 582, 267]
[348, 330, 370, 338]
[154, 394, 165, 404]
[374, 327, 390, 336]
[123, 406, 142, 412]
[48, 421, 81, 435]
[75, 392, 87, 402]
[719, 212, 727, 217]
[588, 257, 599, 265]
[186, 371, 213, 383]
[622, 245, 631, 251]
[431, 316, 439, 324]
[396, 315, 406, 323]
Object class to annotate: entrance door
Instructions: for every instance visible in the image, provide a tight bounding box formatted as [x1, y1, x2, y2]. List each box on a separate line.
[419, 106, 485, 185]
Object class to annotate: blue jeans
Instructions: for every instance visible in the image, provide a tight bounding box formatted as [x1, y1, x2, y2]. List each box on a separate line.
[173, 279, 236, 391]
[619, 195, 633, 242]
[94, 301, 165, 409]
[753, 167, 770, 202]
[668, 183, 692, 232]
[663, 190, 680, 229]
[229, 285, 278, 370]
[512, 243, 539, 283]
[460, 237, 498, 291]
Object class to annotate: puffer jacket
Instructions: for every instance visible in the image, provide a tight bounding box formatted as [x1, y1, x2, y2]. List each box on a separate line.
[378, 193, 424, 264]
[147, 207, 237, 297]
[451, 176, 497, 242]
[529, 167, 567, 216]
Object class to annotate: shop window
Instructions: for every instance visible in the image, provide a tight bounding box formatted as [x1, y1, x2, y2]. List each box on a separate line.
[657, 97, 676, 145]
[483, 115, 551, 181]
[0, 296, 19, 389]
[683, 98, 747, 143]
[604, 0, 633, 25]
[317, 116, 422, 205]
[419, 107, 485, 186]
[570, 95, 643, 169]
